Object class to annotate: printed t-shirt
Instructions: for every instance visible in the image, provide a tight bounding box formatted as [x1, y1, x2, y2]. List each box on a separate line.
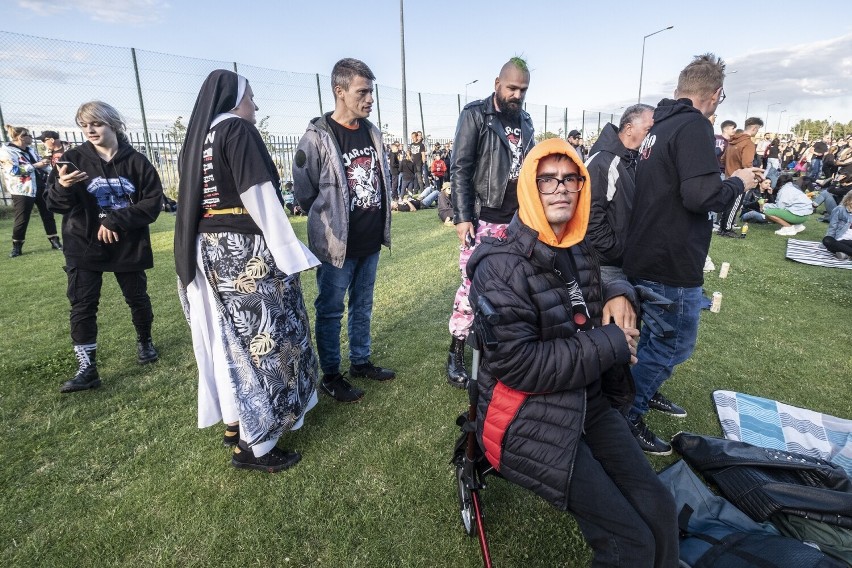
[197, 117, 279, 234]
[479, 111, 523, 224]
[327, 117, 384, 258]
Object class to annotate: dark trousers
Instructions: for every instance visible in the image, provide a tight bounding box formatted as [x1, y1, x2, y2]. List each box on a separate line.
[824, 236, 852, 256]
[12, 193, 57, 241]
[414, 166, 425, 191]
[719, 192, 744, 233]
[66, 267, 153, 345]
[567, 395, 679, 567]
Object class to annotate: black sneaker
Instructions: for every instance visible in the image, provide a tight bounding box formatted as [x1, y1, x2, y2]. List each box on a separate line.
[231, 445, 301, 473]
[349, 361, 396, 381]
[716, 230, 740, 238]
[648, 391, 687, 418]
[137, 338, 159, 365]
[320, 373, 364, 402]
[628, 415, 672, 455]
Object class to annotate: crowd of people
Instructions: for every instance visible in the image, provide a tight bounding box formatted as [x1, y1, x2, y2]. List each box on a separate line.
[3, 49, 850, 566]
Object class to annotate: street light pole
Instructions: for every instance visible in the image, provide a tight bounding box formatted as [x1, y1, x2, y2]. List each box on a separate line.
[399, 0, 408, 143]
[777, 110, 786, 135]
[744, 89, 765, 123]
[464, 79, 478, 104]
[765, 102, 781, 132]
[638, 25, 674, 104]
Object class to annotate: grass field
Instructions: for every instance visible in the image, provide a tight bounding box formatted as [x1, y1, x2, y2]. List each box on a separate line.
[1, 208, 850, 567]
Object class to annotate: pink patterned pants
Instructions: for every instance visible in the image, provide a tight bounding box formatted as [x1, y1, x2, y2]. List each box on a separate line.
[449, 220, 508, 339]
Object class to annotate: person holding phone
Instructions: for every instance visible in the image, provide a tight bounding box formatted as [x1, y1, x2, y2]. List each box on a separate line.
[0, 125, 62, 257]
[45, 101, 163, 393]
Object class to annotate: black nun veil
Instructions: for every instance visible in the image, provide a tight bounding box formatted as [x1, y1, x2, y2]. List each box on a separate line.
[175, 70, 244, 286]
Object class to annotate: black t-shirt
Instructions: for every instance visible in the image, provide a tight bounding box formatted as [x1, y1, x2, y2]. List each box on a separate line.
[327, 117, 384, 258]
[197, 118, 280, 234]
[479, 112, 523, 224]
[623, 99, 722, 287]
[410, 141, 425, 167]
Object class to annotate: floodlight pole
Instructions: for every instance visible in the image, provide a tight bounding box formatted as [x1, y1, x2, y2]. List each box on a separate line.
[744, 89, 765, 124]
[400, 0, 408, 143]
[638, 26, 673, 104]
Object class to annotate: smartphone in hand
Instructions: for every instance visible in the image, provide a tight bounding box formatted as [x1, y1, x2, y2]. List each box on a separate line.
[56, 160, 78, 173]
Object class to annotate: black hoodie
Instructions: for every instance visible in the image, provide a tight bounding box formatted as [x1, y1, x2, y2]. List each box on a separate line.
[623, 98, 744, 287]
[46, 141, 162, 272]
[585, 123, 639, 266]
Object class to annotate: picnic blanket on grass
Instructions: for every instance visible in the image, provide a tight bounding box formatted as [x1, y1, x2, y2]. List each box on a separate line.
[785, 239, 852, 269]
[713, 390, 852, 479]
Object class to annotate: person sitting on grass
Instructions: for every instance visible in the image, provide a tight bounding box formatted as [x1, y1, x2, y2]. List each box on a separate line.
[437, 182, 453, 225]
[823, 190, 852, 260]
[763, 173, 813, 236]
[740, 178, 770, 224]
[390, 196, 423, 212]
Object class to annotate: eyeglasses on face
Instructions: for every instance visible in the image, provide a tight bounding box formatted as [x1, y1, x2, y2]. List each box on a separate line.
[718, 87, 726, 104]
[536, 174, 586, 194]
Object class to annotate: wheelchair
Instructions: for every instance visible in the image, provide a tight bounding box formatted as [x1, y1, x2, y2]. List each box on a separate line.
[452, 286, 674, 567]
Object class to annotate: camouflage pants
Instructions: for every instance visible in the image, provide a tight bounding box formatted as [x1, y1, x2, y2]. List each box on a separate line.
[449, 220, 508, 339]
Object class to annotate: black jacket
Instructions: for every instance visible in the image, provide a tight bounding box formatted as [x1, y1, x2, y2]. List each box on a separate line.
[450, 95, 534, 224]
[46, 141, 162, 272]
[585, 123, 638, 266]
[468, 216, 633, 510]
[623, 98, 744, 287]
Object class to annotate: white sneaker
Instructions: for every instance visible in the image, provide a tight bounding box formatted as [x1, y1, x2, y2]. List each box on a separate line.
[793, 224, 806, 233]
[836, 252, 851, 261]
[774, 226, 797, 236]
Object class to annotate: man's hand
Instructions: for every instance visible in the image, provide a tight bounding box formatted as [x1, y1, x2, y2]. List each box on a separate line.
[57, 164, 88, 188]
[97, 225, 119, 244]
[731, 167, 764, 190]
[602, 295, 637, 330]
[623, 326, 639, 365]
[456, 221, 475, 246]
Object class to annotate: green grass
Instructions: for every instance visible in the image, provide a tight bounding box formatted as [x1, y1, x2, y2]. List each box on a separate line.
[0, 209, 850, 567]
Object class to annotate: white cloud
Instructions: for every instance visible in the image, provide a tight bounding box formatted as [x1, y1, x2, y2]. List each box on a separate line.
[17, 0, 169, 25]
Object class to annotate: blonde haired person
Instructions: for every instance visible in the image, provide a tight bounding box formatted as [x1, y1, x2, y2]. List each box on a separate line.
[45, 101, 163, 393]
[0, 124, 61, 256]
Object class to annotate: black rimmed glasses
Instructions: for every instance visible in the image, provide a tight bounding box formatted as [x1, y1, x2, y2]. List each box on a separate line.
[535, 174, 586, 194]
[718, 87, 726, 104]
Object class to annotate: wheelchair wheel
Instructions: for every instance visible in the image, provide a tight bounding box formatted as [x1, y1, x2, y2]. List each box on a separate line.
[456, 462, 478, 537]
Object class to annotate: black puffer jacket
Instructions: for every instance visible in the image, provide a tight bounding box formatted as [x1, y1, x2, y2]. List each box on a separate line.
[585, 123, 638, 266]
[467, 215, 633, 510]
[450, 95, 534, 224]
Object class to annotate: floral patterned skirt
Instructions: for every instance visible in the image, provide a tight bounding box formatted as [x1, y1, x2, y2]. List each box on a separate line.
[180, 232, 318, 447]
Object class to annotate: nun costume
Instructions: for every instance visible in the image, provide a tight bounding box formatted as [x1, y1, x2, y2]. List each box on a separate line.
[176, 69, 319, 472]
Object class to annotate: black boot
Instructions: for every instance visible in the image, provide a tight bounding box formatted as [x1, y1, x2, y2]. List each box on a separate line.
[446, 336, 469, 389]
[48, 236, 63, 251]
[9, 241, 23, 258]
[60, 344, 101, 393]
[137, 336, 159, 364]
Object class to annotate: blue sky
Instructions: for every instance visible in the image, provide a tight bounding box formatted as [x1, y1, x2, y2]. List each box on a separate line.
[6, 0, 852, 137]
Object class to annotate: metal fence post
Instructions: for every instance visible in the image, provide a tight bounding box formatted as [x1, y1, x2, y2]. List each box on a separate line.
[0, 102, 7, 143]
[581, 110, 586, 136]
[375, 83, 382, 134]
[316, 74, 323, 115]
[233, 62, 238, 73]
[544, 105, 548, 135]
[597, 112, 601, 136]
[563, 108, 567, 139]
[457, 94, 461, 115]
[130, 48, 153, 162]
[418, 92, 425, 140]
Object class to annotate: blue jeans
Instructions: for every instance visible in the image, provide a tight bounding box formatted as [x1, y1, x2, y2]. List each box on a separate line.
[810, 157, 823, 179]
[813, 190, 837, 215]
[629, 279, 703, 417]
[741, 209, 767, 223]
[314, 252, 380, 375]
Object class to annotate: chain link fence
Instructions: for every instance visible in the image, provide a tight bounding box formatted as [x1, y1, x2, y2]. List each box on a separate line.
[1, 31, 610, 202]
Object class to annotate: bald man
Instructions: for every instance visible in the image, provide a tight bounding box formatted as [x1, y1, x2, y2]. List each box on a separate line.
[446, 57, 534, 387]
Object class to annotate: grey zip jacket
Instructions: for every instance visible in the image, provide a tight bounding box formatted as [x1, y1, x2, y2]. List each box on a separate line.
[293, 114, 392, 267]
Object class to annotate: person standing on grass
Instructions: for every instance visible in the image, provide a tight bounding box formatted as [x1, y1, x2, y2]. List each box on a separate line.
[623, 54, 762, 455]
[293, 58, 395, 404]
[1, 125, 62, 257]
[176, 70, 320, 473]
[45, 101, 162, 393]
[446, 57, 533, 388]
[719, 116, 763, 237]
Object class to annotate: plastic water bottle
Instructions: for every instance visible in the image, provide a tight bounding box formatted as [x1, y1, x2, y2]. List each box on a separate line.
[740, 223, 749, 238]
